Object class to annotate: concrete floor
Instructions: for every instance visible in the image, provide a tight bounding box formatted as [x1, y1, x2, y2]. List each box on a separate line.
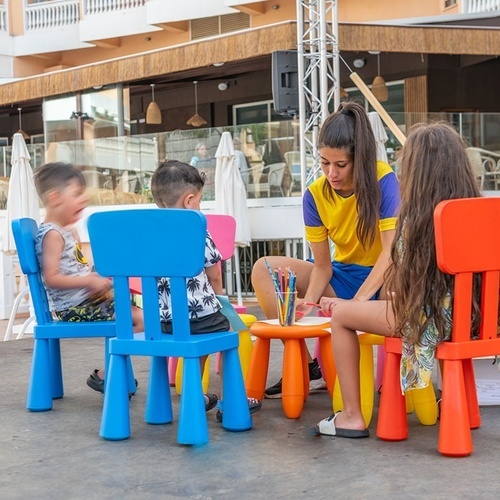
[1, 305, 500, 499]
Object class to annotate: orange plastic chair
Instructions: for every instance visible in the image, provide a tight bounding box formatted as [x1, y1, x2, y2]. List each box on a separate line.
[246, 319, 336, 419]
[377, 197, 500, 457]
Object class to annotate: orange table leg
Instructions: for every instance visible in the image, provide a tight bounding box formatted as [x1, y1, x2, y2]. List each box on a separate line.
[245, 338, 270, 400]
[318, 336, 336, 397]
[282, 338, 304, 419]
[300, 339, 309, 402]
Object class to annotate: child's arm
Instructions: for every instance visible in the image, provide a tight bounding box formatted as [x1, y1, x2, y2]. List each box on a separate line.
[205, 264, 223, 295]
[41, 229, 111, 295]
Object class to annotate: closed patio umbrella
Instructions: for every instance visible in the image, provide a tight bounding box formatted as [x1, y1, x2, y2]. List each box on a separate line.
[1, 133, 40, 337]
[3, 133, 40, 253]
[214, 131, 251, 305]
[368, 111, 389, 164]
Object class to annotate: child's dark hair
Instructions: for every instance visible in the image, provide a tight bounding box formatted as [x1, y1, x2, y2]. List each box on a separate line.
[318, 100, 380, 248]
[151, 159, 205, 207]
[34, 162, 85, 201]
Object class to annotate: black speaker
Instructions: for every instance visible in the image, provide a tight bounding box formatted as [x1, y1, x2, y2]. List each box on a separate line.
[272, 50, 299, 116]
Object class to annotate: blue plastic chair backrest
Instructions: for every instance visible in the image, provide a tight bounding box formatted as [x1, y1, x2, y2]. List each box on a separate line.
[87, 209, 207, 342]
[11, 218, 53, 325]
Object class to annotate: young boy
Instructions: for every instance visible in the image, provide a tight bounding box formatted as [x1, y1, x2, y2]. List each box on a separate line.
[33, 162, 144, 393]
[150, 160, 261, 417]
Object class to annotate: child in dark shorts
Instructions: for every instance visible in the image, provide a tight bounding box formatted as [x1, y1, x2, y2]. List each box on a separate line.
[34, 162, 144, 393]
[151, 160, 261, 417]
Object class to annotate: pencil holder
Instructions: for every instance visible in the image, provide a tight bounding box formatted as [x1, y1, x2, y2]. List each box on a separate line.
[276, 291, 297, 326]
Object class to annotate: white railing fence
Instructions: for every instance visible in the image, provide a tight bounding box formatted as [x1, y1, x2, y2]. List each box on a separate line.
[0, 5, 7, 31]
[463, 0, 500, 13]
[25, 0, 80, 31]
[83, 0, 146, 15]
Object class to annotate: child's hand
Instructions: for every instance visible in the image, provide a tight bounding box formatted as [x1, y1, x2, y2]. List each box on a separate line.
[318, 297, 346, 317]
[295, 298, 314, 318]
[86, 273, 112, 295]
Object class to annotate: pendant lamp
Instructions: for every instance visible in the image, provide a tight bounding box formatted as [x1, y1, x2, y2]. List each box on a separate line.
[186, 81, 207, 127]
[146, 84, 162, 124]
[371, 53, 388, 103]
[15, 107, 30, 140]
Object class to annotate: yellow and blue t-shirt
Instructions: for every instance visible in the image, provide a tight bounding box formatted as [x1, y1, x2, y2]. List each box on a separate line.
[303, 161, 400, 267]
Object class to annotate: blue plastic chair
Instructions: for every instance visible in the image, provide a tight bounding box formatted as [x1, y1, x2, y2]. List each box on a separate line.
[87, 208, 252, 445]
[11, 218, 136, 412]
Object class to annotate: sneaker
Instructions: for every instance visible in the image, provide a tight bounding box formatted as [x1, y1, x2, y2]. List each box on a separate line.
[216, 397, 262, 422]
[264, 358, 327, 399]
[264, 378, 283, 399]
[308, 358, 327, 393]
[204, 393, 219, 412]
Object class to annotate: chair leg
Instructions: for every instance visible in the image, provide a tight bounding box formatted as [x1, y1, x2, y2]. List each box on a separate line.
[238, 329, 254, 380]
[48, 338, 63, 399]
[318, 336, 336, 397]
[282, 339, 304, 419]
[376, 350, 408, 441]
[27, 338, 53, 411]
[438, 359, 473, 457]
[358, 344, 375, 428]
[375, 346, 386, 392]
[168, 357, 177, 386]
[245, 338, 270, 400]
[125, 356, 136, 396]
[100, 354, 130, 441]
[175, 357, 210, 395]
[221, 348, 252, 432]
[408, 384, 438, 426]
[178, 357, 208, 445]
[463, 358, 481, 429]
[145, 356, 173, 425]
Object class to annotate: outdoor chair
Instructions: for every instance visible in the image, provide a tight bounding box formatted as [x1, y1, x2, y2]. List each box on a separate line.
[88, 208, 251, 445]
[377, 197, 500, 457]
[11, 217, 136, 412]
[466, 147, 500, 190]
[167, 213, 256, 388]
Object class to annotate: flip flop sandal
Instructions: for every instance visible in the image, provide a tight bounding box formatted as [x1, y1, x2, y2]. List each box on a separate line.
[316, 412, 369, 438]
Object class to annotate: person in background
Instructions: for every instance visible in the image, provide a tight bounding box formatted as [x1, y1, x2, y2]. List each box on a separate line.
[190, 143, 209, 167]
[233, 137, 250, 186]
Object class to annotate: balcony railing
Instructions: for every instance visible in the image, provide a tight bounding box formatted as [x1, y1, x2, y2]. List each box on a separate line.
[83, 0, 146, 15]
[25, 0, 79, 30]
[463, 0, 500, 12]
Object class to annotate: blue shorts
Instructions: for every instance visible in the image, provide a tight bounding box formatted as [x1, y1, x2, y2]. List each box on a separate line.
[307, 259, 378, 300]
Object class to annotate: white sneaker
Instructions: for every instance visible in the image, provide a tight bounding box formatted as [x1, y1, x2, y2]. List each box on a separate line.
[309, 376, 327, 393]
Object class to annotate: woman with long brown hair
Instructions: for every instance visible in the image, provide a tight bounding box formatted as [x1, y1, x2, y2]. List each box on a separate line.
[252, 101, 400, 398]
[316, 121, 482, 438]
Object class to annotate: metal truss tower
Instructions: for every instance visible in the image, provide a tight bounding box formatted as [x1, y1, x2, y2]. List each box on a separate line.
[296, 0, 340, 190]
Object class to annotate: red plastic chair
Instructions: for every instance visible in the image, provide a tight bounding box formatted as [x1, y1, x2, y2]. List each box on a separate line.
[377, 197, 500, 457]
